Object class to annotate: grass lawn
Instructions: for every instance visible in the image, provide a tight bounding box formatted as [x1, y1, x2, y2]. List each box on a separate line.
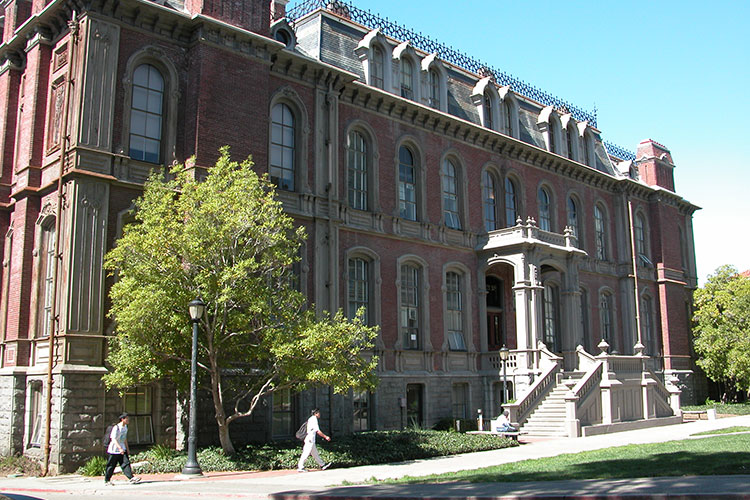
[691, 426, 750, 436]
[682, 401, 750, 415]
[376, 433, 750, 484]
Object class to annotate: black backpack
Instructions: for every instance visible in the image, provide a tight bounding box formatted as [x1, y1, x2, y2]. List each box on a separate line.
[295, 421, 307, 441]
[103, 424, 114, 451]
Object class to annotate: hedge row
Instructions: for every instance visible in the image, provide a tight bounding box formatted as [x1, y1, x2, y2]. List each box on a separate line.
[123, 429, 517, 474]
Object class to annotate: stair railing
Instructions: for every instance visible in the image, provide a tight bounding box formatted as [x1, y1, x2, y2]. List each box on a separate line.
[505, 341, 562, 427]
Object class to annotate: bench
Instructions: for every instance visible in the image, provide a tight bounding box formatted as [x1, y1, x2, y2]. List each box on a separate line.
[682, 409, 716, 421]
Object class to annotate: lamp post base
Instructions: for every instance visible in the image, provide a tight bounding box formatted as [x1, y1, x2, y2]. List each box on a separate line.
[180, 462, 203, 476]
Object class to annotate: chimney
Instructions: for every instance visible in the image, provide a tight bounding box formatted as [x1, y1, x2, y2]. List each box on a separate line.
[270, 0, 289, 23]
[184, 0, 270, 35]
[636, 139, 675, 192]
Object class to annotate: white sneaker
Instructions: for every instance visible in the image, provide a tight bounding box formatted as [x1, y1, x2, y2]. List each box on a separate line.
[297, 468, 307, 473]
[129, 477, 141, 484]
[321, 463, 331, 470]
[104, 481, 114, 486]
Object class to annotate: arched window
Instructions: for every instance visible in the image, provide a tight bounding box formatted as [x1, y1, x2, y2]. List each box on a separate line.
[567, 196, 580, 242]
[483, 91, 494, 130]
[641, 295, 657, 356]
[347, 131, 368, 210]
[482, 170, 498, 232]
[600, 292, 614, 347]
[548, 120, 557, 154]
[129, 64, 164, 163]
[348, 257, 370, 324]
[486, 276, 505, 350]
[429, 69, 440, 110]
[543, 282, 560, 352]
[502, 99, 512, 135]
[446, 271, 466, 351]
[538, 187, 552, 231]
[38, 219, 56, 338]
[398, 146, 417, 221]
[442, 159, 461, 230]
[594, 204, 607, 260]
[634, 213, 647, 257]
[504, 177, 518, 227]
[401, 58, 414, 99]
[270, 103, 295, 191]
[371, 45, 384, 89]
[401, 263, 421, 350]
[567, 124, 578, 161]
[580, 287, 591, 353]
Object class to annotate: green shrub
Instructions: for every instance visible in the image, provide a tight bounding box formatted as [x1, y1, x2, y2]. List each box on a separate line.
[128, 429, 517, 474]
[77, 456, 107, 477]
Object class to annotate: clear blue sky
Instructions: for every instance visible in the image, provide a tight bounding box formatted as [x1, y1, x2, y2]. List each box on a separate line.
[293, 0, 750, 283]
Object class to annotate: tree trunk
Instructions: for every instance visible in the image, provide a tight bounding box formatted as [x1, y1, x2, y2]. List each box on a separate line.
[209, 363, 236, 454]
[217, 421, 235, 455]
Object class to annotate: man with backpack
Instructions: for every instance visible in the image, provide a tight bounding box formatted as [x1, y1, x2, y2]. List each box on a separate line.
[296, 408, 331, 472]
[104, 413, 141, 485]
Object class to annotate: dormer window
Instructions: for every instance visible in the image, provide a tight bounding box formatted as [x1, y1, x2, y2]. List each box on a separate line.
[484, 92, 493, 130]
[371, 45, 384, 89]
[401, 58, 414, 99]
[429, 69, 440, 110]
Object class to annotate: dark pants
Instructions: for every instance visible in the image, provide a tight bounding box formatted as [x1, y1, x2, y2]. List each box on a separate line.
[104, 453, 133, 481]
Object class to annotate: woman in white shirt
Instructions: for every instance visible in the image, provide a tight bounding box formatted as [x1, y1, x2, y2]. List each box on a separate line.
[104, 413, 141, 485]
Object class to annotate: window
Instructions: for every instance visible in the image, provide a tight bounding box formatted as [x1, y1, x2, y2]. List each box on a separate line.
[543, 283, 560, 352]
[398, 146, 417, 221]
[482, 170, 498, 232]
[28, 382, 44, 447]
[401, 264, 420, 349]
[353, 390, 370, 431]
[348, 257, 369, 324]
[486, 276, 505, 351]
[371, 45, 384, 89]
[39, 220, 56, 338]
[347, 131, 368, 210]
[123, 386, 154, 445]
[641, 296, 657, 356]
[594, 204, 607, 260]
[567, 196, 579, 242]
[270, 103, 295, 191]
[452, 383, 468, 420]
[502, 99, 512, 135]
[567, 124, 578, 161]
[548, 120, 557, 153]
[634, 213, 647, 257]
[504, 177, 518, 227]
[538, 187, 551, 231]
[406, 384, 423, 427]
[429, 69, 440, 109]
[446, 271, 466, 351]
[679, 227, 687, 270]
[272, 389, 294, 438]
[600, 292, 614, 346]
[580, 288, 591, 353]
[400, 58, 414, 99]
[129, 64, 164, 163]
[442, 159, 461, 230]
[483, 92, 493, 130]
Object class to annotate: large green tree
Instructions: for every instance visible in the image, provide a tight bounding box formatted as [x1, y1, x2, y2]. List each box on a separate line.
[692, 265, 750, 400]
[104, 148, 378, 454]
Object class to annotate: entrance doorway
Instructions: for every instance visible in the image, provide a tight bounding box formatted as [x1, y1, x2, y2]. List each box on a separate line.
[406, 384, 423, 428]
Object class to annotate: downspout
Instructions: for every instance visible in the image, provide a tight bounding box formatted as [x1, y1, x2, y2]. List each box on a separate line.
[325, 77, 336, 435]
[627, 198, 643, 351]
[42, 11, 79, 476]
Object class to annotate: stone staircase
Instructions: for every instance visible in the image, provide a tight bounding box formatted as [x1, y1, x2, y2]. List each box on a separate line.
[520, 372, 584, 437]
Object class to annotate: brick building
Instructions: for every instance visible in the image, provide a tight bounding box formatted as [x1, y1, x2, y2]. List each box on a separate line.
[0, 0, 700, 471]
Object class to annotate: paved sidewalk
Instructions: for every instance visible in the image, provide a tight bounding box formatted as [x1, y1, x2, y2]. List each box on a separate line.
[0, 415, 748, 499]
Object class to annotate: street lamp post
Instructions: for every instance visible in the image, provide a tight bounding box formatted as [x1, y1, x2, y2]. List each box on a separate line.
[182, 298, 204, 476]
[499, 346, 510, 405]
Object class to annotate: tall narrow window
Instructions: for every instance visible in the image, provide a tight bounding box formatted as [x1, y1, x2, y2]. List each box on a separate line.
[28, 382, 44, 447]
[567, 125, 577, 160]
[580, 288, 591, 353]
[482, 170, 497, 232]
[401, 264, 420, 350]
[567, 196, 579, 242]
[39, 221, 56, 338]
[398, 146, 417, 221]
[429, 69, 440, 109]
[129, 64, 164, 163]
[502, 100, 512, 135]
[400, 59, 413, 99]
[123, 386, 154, 445]
[600, 292, 614, 346]
[353, 390, 370, 431]
[452, 383, 468, 420]
[371, 46, 384, 89]
[538, 187, 551, 231]
[641, 296, 656, 356]
[679, 227, 687, 270]
[347, 131, 368, 210]
[272, 389, 294, 438]
[504, 178, 517, 227]
[594, 204, 607, 260]
[442, 159, 461, 230]
[270, 103, 295, 191]
[483, 92, 493, 129]
[634, 213, 646, 257]
[486, 276, 505, 351]
[348, 258, 369, 324]
[543, 283, 559, 352]
[446, 271, 466, 351]
[548, 121, 556, 153]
